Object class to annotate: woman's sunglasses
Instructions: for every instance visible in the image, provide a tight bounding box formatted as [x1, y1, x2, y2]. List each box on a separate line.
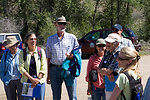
[97, 44, 106, 47]
[117, 56, 129, 61]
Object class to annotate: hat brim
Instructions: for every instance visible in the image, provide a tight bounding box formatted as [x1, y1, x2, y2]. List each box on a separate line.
[5, 41, 19, 48]
[105, 38, 115, 43]
[112, 26, 120, 30]
[53, 21, 69, 24]
[96, 42, 106, 45]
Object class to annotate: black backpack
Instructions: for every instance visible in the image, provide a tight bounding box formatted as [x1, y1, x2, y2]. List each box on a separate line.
[89, 69, 98, 82]
[121, 72, 143, 100]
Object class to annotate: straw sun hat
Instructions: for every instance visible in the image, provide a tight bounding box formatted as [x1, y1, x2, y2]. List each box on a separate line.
[54, 16, 69, 24]
[2, 36, 19, 48]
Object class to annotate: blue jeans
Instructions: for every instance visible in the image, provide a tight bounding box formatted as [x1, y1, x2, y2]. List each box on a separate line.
[23, 83, 45, 100]
[50, 66, 77, 100]
[91, 84, 105, 100]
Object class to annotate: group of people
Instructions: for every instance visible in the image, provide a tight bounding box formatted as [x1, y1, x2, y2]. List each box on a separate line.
[85, 24, 141, 100]
[0, 16, 80, 100]
[0, 15, 141, 100]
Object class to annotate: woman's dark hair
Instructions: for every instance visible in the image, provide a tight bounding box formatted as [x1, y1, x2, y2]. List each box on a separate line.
[94, 45, 106, 55]
[94, 47, 98, 55]
[25, 32, 36, 47]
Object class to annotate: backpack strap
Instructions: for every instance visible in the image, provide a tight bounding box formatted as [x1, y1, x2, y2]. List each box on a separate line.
[23, 48, 27, 61]
[37, 47, 42, 60]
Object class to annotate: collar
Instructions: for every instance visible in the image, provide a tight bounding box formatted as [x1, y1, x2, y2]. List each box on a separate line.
[26, 46, 38, 54]
[107, 46, 120, 55]
[56, 31, 67, 39]
[8, 48, 20, 57]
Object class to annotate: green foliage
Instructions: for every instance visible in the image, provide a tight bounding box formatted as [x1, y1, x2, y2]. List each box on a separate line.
[138, 0, 150, 41]
[0, 0, 148, 45]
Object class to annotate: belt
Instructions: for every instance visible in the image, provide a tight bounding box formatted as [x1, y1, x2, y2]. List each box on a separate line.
[50, 64, 62, 67]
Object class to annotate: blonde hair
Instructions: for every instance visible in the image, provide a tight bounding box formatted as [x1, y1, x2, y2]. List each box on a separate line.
[120, 47, 141, 78]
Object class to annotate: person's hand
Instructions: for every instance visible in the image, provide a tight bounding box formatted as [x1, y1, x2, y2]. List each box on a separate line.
[87, 88, 92, 95]
[47, 77, 51, 84]
[31, 78, 40, 88]
[106, 69, 113, 75]
[65, 53, 74, 59]
[107, 74, 115, 82]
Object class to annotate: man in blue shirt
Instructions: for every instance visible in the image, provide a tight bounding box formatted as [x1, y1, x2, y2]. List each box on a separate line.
[46, 16, 80, 100]
[112, 24, 135, 50]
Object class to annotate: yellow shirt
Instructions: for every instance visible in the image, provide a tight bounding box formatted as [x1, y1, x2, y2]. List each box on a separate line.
[19, 47, 47, 84]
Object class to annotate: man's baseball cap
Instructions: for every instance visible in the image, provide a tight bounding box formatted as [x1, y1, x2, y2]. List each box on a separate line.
[112, 24, 122, 31]
[105, 33, 121, 43]
[96, 38, 106, 45]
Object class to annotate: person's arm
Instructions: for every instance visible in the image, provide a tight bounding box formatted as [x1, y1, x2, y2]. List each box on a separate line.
[109, 84, 121, 100]
[98, 68, 107, 75]
[87, 81, 92, 95]
[85, 56, 93, 95]
[38, 48, 47, 84]
[23, 71, 40, 88]
[46, 37, 51, 84]
[0, 52, 6, 81]
[47, 58, 51, 84]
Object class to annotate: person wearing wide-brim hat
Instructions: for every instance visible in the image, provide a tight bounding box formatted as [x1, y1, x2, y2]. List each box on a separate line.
[53, 16, 69, 24]
[2, 36, 20, 48]
[0, 36, 23, 100]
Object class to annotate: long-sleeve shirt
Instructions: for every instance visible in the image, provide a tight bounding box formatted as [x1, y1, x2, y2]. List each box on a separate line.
[85, 54, 105, 88]
[19, 47, 47, 84]
[0, 49, 21, 86]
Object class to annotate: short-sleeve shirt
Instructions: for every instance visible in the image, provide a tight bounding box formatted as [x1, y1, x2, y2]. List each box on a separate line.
[46, 32, 80, 65]
[119, 37, 135, 50]
[115, 71, 139, 100]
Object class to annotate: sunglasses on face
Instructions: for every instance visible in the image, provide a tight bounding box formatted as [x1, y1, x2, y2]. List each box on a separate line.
[30, 38, 37, 41]
[97, 44, 106, 48]
[57, 22, 67, 25]
[117, 56, 129, 61]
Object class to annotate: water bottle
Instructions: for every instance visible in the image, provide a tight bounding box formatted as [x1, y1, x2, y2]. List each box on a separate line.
[136, 92, 140, 100]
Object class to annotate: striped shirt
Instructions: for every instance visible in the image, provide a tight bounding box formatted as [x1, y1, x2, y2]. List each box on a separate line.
[46, 32, 80, 65]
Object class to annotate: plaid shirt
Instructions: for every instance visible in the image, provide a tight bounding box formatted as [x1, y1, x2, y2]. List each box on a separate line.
[99, 47, 120, 75]
[46, 32, 80, 65]
[119, 37, 135, 50]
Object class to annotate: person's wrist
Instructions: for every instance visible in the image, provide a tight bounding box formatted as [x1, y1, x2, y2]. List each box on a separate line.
[37, 77, 41, 79]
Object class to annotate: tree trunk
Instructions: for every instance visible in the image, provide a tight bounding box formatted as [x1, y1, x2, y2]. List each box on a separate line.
[110, 0, 114, 28]
[92, 0, 100, 30]
[117, 0, 121, 23]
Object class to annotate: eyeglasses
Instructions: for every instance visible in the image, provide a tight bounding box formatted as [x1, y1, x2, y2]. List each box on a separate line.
[30, 38, 37, 41]
[57, 22, 67, 25]
[117, 56, 129, 61]
[97, 44, 105, 48]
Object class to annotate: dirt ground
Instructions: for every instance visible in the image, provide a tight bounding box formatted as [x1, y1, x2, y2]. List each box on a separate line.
[0, 55, 150, 100]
